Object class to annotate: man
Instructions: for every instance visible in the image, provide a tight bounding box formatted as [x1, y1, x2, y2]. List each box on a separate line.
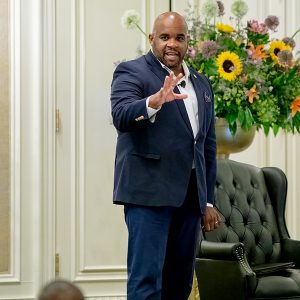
[38, 279, 84, 300]
[111, 11, 221, 300]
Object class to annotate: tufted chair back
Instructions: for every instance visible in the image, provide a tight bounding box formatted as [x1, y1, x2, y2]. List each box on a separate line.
[205, 159, 281, 267]
[196, 159, 300, 300]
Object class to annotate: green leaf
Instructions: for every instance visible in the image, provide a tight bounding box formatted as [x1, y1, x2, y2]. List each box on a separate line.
[227, 111, 238, 124]
[229, 121, 237, 135]
[244, 107, 254, 130]
[247, 31, 269, 45]
[273, 74, 284, 86]
[238, 109, 245, 125]
[286, 67, 298, 81]
[263, 125, 270, 135]
[273, 124, 279, 136]
[237, 107, 254, 131]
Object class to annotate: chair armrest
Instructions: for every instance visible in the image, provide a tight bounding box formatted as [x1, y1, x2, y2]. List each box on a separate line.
[199, 240, 245, 260]
[199, 241, 253, 274]
[196, 241, 256, 299]
[282, 238, 300, 267]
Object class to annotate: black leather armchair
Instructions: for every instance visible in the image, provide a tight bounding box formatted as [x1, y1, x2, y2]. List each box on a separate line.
[196, 159, 300, 300]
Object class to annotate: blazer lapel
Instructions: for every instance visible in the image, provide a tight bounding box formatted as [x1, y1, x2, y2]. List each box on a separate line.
[189, 70, 205, 140]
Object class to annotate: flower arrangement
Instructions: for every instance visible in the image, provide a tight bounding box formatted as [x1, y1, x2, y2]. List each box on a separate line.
[185, 0, 300, 134]
[121, 1, 300, 135]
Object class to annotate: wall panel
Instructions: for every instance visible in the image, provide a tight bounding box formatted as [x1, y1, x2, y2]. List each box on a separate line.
[0, 0, 43, 298]
[0, 0, 11, 274]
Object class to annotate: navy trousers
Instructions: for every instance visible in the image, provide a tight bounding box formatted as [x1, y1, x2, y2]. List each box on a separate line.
[124, 170, 201, 300]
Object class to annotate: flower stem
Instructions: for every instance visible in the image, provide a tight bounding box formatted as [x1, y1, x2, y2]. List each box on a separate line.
[135, 23, 147, 37]
[291, 28, 300, 39]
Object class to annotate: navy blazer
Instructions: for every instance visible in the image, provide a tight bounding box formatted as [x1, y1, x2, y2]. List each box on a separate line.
[110, 51, 216, 214]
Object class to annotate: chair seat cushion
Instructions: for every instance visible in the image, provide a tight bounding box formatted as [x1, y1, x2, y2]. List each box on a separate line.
[253, 262, 295, 275]
[253, 269, 300, 298]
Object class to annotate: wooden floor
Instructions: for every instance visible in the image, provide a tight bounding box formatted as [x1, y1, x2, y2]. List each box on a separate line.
[188, 274, 200, 300]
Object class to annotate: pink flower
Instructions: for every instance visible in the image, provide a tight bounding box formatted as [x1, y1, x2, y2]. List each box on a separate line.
[187, 47, 197, 58]
[247, 20, 268, 34]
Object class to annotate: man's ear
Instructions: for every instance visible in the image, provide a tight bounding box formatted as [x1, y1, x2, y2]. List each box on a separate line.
[148, 33, 153, 44]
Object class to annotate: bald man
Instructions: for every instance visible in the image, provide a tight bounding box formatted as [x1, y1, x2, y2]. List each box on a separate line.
[38, 279, 84, 300]
[111, 12, 220, 299]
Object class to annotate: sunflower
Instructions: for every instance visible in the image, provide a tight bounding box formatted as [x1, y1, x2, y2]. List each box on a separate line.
[269, 40, 292, 62]
[216, 22, 235, 33]
[217, 51, 242, 81]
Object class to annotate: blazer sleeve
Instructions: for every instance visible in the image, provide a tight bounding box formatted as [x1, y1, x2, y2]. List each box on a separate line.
[110, 61, 150, 132]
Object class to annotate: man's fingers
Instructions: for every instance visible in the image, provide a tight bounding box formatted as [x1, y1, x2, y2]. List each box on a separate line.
[174, 93, 188, 100]
[164, 72, 184, 87]
[160, 72, 187, 103]
[201, 208, 222, 232]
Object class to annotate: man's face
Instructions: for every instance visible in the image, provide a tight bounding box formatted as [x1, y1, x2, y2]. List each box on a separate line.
[149, 15, 189, 75]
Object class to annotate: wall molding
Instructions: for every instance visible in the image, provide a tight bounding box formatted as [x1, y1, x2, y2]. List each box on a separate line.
[0, 0, 21, 283]
[77, 0, 87, 277]
[75, 0, 128, 282]
[0, 298, 35, 300]
[42, 0, 57, 281]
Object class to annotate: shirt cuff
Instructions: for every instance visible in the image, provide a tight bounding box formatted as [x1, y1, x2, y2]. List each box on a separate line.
[206, 202, 213, 207]
[146, 97, 161, 123]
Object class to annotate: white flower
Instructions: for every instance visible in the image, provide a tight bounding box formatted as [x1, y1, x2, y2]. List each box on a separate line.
[121, 9, 140, 30]
[231, 0, 248, 18]
[202, 0, 219, 20]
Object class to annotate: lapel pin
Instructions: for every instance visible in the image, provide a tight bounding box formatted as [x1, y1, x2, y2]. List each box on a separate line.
[135, 115, 145, 122]
[204, 92, 211, 102]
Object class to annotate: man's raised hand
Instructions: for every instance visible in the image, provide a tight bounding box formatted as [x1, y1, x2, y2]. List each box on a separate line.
[148, 72, 188, 109]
